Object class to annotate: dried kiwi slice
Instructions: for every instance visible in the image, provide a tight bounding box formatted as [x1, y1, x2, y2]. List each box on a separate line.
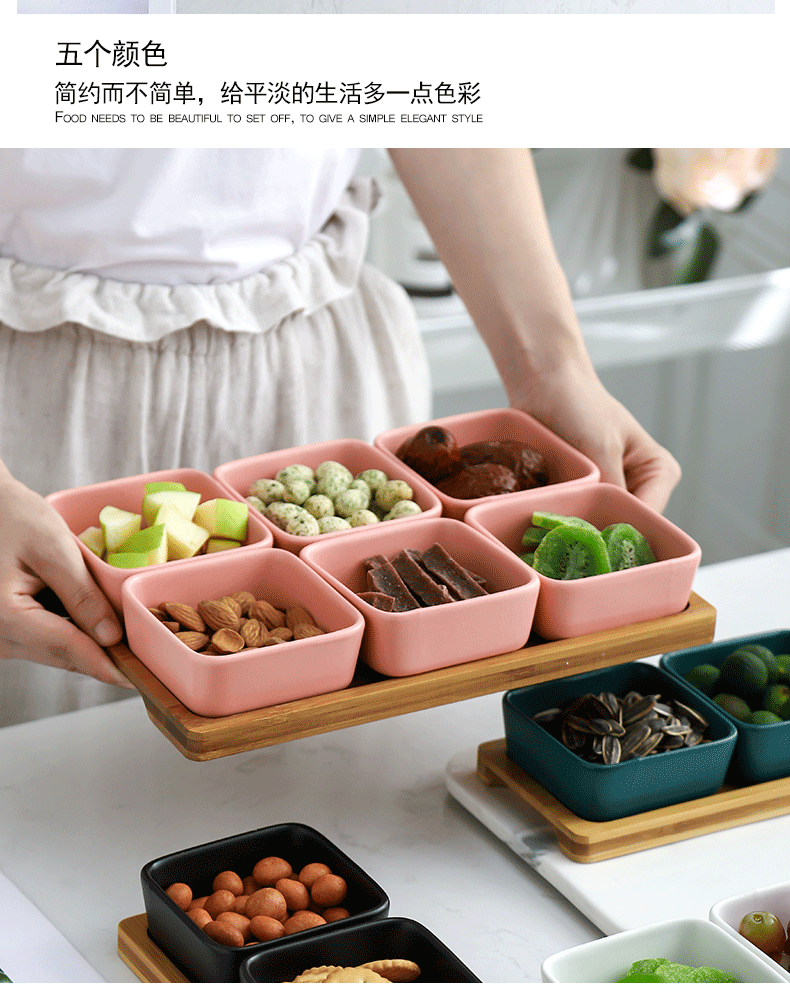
[601, 523, 656, 571]
[531, 511, 596, 532]
[520, 525, 549, 550]
[531, 524, 611, 580]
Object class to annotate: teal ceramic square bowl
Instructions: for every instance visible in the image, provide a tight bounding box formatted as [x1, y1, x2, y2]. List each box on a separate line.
[503, 661, 738, 822]
[661, 631, 790, 786]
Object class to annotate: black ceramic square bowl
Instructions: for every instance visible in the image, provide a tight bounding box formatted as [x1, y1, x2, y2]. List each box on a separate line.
[238, 916, 481, 983]
[141, 823, 389, 982]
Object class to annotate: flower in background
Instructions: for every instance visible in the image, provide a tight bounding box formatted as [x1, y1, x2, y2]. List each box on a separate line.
[628, 148, 779, 285]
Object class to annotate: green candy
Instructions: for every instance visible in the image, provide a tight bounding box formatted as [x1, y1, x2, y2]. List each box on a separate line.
[616, 958, 737, 984]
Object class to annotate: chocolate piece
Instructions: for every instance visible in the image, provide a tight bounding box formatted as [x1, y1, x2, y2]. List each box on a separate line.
[366, 562, 420, 612]
[363, 554, 389, 572]
[436, 463, 519, 499]
[391, 550, 455, 606]
[414, 543, 489, 600]
[459, 439, 549, 490]
[357, 591, 396, 611]
[395, 426, 463, 484]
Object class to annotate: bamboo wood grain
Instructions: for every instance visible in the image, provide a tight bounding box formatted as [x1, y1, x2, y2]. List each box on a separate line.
[118, 914, 190, 983]
[476, 738, 790, 864]
[108, 591, 715, 762]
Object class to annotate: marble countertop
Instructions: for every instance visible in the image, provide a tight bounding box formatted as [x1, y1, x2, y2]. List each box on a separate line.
[1, 548, 788, 983]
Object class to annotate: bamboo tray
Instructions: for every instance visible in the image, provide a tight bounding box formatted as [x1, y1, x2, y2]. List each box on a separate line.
[118, 914, 189, 983]
[476, 738, 790, 864]
[108, 591, 715, 762]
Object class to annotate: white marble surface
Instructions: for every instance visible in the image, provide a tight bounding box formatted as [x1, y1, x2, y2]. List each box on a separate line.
[0, 548, 788, 983]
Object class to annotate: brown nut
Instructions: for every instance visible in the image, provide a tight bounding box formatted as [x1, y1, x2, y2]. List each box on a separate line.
[263, 636, 288, 646]
[249, 915, 285, 942]
[240, 619, 268, 648]
[228, 590, 257, 615]
[218, 596, 243, 618]
[245, 887, 287, 921]
[267, 627, 293, 642]
[203, 920, 245, 948]
[198, 599, 240, 632]
[249, 600, 286, 630]
[213, 870, 244, 895]
[165, 883, 192, 911]
[204, 889, 237, 919]
[253, 857, 292, 886]
[148, 606, 169, 622]
[292, 623, 325, 641]
[285, 606, 316, 630]
[162, 602, 206, 632]
[283, 910, 326, 935]
[175, 631, 210, 651]
[211, 628, 246, 654]
[162, 620, 181, 633]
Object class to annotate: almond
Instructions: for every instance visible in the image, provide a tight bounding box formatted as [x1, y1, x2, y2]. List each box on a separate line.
[162, 620, 181, 634]
[198, 600, 240, 632]
[285, 606, 316, 630]
[229, 590, 256, 615]
[240, 619, 267, 648]
[148, 606, 169, 622]
[218, 596, 243, 618]
[267, 627, 293, 643]
[163, 602, 206, 632]
[263, 636, 288, 646]
[211, 628, 245, 654]
[175, 630, 210, 651]
[292, 622, 325, 641]
[249, 600, 286, 630]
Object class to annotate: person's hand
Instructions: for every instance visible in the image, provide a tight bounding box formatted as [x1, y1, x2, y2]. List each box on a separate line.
[510, 356, 681, 514]
[0, 465, 132, 686]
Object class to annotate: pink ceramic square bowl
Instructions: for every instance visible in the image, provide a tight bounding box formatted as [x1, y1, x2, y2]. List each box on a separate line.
[300, 517, 539, 677]
[121, 546, 365, 717]
[46, 468, 274, 616]
[373, 408, 600, 520]
[213, 439, 442, 555]
[465, 482, 701, 640]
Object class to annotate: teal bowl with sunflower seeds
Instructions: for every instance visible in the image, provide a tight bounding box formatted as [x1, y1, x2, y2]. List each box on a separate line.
[503, 661, 738, 822]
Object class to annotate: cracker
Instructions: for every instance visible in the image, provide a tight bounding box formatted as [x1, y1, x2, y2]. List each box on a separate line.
[290, 965, 342, 983]
[360, 959, 421, 982]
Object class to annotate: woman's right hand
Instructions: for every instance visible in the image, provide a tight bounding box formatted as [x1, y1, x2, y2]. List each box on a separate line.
[0, 463, 132, 687]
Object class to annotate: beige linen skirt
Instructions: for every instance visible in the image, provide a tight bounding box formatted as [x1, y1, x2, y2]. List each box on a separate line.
[0, 177, 431, 725]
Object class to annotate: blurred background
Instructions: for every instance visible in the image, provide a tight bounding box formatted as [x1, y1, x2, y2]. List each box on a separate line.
[362, 148, 790, 566]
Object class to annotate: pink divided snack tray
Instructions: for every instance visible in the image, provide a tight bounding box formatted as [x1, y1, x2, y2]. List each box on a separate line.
[213, 439, 442, 554]
[45, 468, 274, 615]
[301, 516, 539, 677]
[374, 407, 600, 520]
[465, 481, 701, 640]
[121, 546, 365, 717]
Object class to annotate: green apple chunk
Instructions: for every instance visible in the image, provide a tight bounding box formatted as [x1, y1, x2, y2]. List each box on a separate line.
[205, 538, 241, 553]
[112, 522, 168, 566]
[78, 525, 106, 559]
[193, 498, 249, 542]
[144, 481, 187, 495]
[154, 503, 210, 559]
[141, 489, 201, 526]
[107, 551, 149, 568]
[99, 506, 142, 554]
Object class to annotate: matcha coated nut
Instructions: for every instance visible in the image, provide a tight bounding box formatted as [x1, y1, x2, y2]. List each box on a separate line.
[248, 478, 286, 504]
[375, 479, 414, 512]
[334, 487, 369, 518]
[383, 499, 423, 520]
[317, 515, 351, 533]
[348, 509, 380, 527]
[265, 501, 320, 536]
[303, 494, 335, 520]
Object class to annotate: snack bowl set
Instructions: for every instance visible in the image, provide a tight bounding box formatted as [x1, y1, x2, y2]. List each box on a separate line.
[661, 631, 790, 786]
[141, 823, 390, 983]
[540, 917, 789, 983]
[213, 438, 442, 555]
[373, 406, 600, 520]
[300, 516, 540, 677]
[46, 467, 274, 615]
[121, 545, 364, 717]
[239, 915, 481, 983]
[709, 878, 790, 981]
[466, 480, 702, 640]
[503, 660, 738, 822]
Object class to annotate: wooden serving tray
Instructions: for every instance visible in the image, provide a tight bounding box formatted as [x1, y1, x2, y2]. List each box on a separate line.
[118, 914, 189, 983]
[476, 738, 790, 864]
[108, 591, 715, 762]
